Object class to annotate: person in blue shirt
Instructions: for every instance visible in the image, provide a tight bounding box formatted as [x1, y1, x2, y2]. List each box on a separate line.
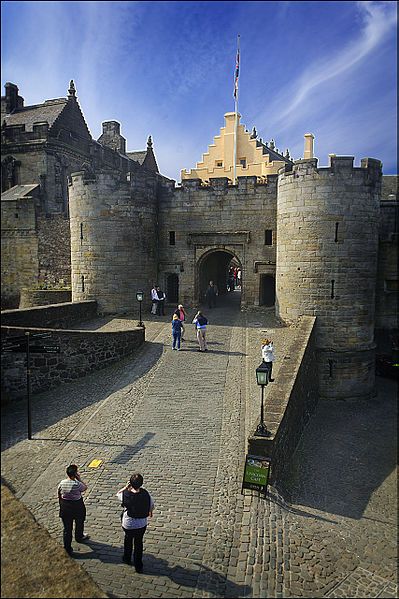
[192, 311, 208, 352]
[172, 314, 183, 350]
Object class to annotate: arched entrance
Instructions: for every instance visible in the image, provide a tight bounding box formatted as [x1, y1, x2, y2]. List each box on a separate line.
[259, 274, 275, 306]
[197, 249, 242, 305]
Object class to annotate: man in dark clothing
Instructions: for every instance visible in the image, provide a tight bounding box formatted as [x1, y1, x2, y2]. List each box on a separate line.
[205, 281, 217, 308]
[156, 287, 166, 315]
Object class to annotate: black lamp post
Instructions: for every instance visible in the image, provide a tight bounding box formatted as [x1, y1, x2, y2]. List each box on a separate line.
[136, 291, 144, 327]
[255, 361, 270, 437]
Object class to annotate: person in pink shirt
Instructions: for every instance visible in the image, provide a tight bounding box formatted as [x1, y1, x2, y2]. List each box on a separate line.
[173, 304, 186, 340]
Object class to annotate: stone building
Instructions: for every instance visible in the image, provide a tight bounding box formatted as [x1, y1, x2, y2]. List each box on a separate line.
[2, 80, 398, 402]
[1, 81, 159, 308]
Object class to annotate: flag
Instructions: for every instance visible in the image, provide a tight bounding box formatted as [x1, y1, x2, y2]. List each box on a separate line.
[233, 36, 240, 99]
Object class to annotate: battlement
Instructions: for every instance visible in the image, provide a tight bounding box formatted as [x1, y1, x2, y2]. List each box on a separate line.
[175, 174, 277, 193]
[279, 155, 382, 183]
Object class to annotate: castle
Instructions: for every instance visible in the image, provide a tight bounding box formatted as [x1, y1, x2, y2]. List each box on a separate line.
[1, 81, 398, 402]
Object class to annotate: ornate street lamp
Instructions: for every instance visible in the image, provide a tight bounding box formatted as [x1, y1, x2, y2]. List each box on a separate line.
[255, 361, 271, 437]
[136, 291, 144, 327]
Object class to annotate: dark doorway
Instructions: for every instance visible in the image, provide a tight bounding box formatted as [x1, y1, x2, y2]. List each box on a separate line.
[260, 274, 275, 306]
[167, 273, 179, 304]
[198, 250, 241, 305]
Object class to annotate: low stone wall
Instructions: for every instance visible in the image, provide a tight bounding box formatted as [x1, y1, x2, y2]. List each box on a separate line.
[248, 316, 318, 495]
[1, 300, 97, 329]
[19, 289, 72, 309]
[1, 325, 145, 400]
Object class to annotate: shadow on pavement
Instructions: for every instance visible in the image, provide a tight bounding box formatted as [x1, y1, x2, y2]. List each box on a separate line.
[74, 540, 252, 598]
[285, 377, 397, 520]
[1, 342, 164, 452]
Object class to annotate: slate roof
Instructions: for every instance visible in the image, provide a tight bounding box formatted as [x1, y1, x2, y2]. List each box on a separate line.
[1, 184, 40, 200]
[4, 99, 68, 132]
[256, 140, 292, 164]
[126, 150, 147, 165]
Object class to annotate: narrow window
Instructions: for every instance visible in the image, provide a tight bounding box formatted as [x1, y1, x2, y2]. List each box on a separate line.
[331, 280, 335, 299]
[169, 231, 176, 246]
[265, 230, 273, 246]
[240, 158, 247, 168]
[81, 275, 85, 292]
[328, 359, 333, 378]
[15, 213, 19, 218]
[80, 223, 83, 244]
[216, 161, 223, 167]
[334, 222, 339, 242]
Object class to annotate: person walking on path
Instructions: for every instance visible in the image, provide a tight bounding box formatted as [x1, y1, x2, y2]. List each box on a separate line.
[58, 464, 89, 556]
[237, 268, 242, 288]
[150, 285, 158, 315]
[156, 287, 166, 315]
[261, 338, 276, 382]
[172, 314, 183, 350]
[205, 281, 218, 309]
[117, 473, 154, 573]
[173, 304, 186, 340]
[192, 310, 208, 352]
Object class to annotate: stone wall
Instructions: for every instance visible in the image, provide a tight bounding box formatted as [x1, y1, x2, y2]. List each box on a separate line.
[69, 170, 159, 314]
[19, 289, 71, 309]
[247, 316, 318, 494]
[158, 176, 278, 307]
[37, 214, 71, 286]
[1, 325, 144, 399]
[276, 157, 382, 400]
[1, 195, 39, 309]
[1, 300, 97, 329]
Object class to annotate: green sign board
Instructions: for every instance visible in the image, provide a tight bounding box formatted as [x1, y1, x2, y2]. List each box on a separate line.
[241, 454, 271, 496]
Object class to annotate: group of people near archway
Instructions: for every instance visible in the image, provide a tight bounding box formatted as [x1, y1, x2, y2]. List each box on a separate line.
[227, 266, 241, 292]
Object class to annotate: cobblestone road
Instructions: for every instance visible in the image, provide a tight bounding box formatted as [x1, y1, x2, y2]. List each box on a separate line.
[1, 292, 397, 598]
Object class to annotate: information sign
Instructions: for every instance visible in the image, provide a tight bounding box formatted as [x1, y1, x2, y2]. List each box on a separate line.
[241, 454, 271, 496]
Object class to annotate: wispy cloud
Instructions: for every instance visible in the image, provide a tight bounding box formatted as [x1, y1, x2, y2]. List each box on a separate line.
[258, 1, 397, 130]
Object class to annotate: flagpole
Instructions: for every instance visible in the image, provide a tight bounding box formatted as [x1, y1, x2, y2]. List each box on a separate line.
[233, 35, 240, 185]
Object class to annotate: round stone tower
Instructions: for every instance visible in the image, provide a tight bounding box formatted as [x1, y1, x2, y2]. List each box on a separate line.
[276, 155, 382, 399]
[68, 169, 158, 314]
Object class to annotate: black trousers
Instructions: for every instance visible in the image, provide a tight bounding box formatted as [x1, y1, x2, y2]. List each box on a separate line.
[59, 498, 86, 552]
[123, 526, 147, 567]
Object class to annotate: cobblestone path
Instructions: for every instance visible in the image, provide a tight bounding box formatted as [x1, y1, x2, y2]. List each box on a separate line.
[1, 293, 397, 598]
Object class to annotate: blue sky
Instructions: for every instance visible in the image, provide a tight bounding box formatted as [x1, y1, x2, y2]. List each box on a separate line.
[1, 1, 397, 180]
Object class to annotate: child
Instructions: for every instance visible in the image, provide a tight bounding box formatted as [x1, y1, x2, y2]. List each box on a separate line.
[172, 314, 183, 350]
[261, 338, 275, 382]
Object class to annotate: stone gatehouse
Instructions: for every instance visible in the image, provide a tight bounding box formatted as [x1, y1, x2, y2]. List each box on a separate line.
[1, 80, 398, 403]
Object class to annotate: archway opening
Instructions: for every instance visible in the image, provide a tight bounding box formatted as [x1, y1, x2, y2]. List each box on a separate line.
[198, 250, 242, 307]
[259, 274, 275, 306]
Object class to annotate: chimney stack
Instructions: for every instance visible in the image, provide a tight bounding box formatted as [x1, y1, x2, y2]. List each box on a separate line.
[304, 133, 315, 159]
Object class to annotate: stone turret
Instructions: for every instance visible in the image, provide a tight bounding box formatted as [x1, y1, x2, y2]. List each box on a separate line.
[276, 154, 382, 400]
[68, 169, 158, 314]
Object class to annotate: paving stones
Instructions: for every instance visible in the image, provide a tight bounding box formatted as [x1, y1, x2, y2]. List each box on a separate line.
[1, 296, 397, 598]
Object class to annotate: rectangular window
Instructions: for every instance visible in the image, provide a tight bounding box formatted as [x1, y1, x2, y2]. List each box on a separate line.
[169, 231, 176, 246]
[215, 161, 223, 167]
[265, 230, 273, 246]
[240, 158, 247, 168]
[334, 222, 339, 242]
